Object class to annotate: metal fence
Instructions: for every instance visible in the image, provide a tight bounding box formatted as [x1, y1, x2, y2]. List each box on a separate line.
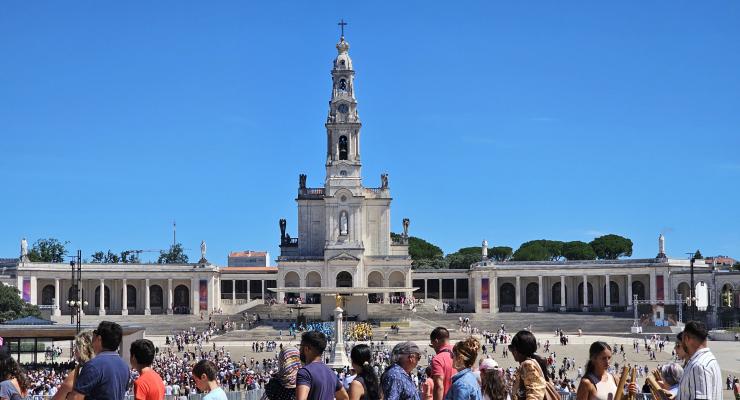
[28, 389, 265, 400]
[558, 393, 653, 400]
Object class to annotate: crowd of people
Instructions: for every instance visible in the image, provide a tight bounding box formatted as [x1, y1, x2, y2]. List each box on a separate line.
[0, 318, 736, 400]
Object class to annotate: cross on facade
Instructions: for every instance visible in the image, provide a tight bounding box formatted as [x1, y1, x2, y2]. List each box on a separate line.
[338, 19, 347, 37]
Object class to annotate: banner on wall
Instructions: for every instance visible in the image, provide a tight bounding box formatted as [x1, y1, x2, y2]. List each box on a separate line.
[199, 280, 208, 311]
[482, 278, 489, 309]
[656, 275, 664, 302]
[22, 278, 31, 302]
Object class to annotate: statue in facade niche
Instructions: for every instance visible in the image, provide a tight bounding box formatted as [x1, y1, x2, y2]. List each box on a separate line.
[340, 211, 348, 236]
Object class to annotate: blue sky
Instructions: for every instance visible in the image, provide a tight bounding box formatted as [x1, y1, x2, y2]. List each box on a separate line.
[1, 1, 739, 265]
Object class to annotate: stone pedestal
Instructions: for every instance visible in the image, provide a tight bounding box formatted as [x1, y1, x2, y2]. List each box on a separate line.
[582, 306, 589, 312]
[605, 306, 612, 312]
[122, 309, 128, 316]
[537, 306, 544, 312]
[328, 307, 350, 370]
[559, 306, 566, 312]
[514, 306, 521, 312]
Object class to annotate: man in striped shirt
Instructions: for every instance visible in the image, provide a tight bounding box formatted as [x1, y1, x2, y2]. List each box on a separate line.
[676, 321, 723, 400]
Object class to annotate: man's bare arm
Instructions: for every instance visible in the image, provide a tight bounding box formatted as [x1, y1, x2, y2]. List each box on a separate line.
[66, 390, 85, 400]
[432, 376, 445, 400]
[295, 385, 310, 400]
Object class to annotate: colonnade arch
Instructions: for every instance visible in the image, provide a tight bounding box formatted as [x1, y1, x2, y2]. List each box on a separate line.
[41, 285, 54, 305]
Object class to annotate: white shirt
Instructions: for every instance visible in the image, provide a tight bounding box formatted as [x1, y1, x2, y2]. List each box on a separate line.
[676, 347, 722, 400]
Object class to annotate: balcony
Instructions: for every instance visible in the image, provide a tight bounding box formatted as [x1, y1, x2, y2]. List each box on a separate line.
[298, 187, 325, 199]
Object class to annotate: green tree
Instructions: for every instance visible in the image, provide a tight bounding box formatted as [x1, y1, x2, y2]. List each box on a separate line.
[158, 243, 189, 264]
[514, 240, 564, 261]
[120, 251, 140, 263]
[445, 251, 481, 269]
[90, 250, 121, 263]
[411, 258, 449, 270]
[733, 262, 740, 271]
[589, 234, 633, 260]
[28, 238, 68, 263]
[489, 246, 513, 262]
[391, 233, 444, 261]
[512, 243, 551, 261]
[0, 284, 41, 322]
[693, 250, 703, 260]
[562, 241, 597, 260]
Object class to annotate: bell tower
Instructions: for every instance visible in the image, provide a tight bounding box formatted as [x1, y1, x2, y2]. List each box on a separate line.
[325, 29, 362, 191]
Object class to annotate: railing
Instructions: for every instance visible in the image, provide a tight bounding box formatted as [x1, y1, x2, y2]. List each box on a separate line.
[280, 238, 299, 247]
[298, 187, 325, 198]
[29, 389, 265, 400]
[366, 187, 384, 194]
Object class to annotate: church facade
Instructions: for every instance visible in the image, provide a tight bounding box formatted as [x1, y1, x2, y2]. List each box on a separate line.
[275, 34, 413, 307]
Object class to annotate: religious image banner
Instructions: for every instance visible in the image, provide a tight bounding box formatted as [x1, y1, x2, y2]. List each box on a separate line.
[656, 275, 664, 302]
[482, 278, 489, 309]
[22, 278, 31, 302]
[199, 280, 208, 311]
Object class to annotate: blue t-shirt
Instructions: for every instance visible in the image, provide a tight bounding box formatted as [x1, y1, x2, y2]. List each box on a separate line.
[296, 361, 342, 400]
[0, 380, 23, 400]
[73, 351, 130, 400]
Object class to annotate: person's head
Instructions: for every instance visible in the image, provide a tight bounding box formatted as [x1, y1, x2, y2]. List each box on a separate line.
[452, 337, 480, 370]
[681, 321, 708, 356]
[429, 327, 450, 352]
[92, 321, 123, 353]
[391, 341, 421, 373]
[277, 347, 301, 389]
[351, 344, 380, 399]
[508, 330, 537, 363]
[299, 331, 327, 363]
[480, 359, 506, 400]
[129, 339, 156, 371]
[73, 330, 95, 365]
[0, 354, 29, 391]
[660, 363, 683, 387]
[585, 341, 612, 376]
[192, 360, 219, 392]
[674, 332, 687, 360]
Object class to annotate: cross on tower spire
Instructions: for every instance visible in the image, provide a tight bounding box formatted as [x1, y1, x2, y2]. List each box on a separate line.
[338, 19, 347, 38]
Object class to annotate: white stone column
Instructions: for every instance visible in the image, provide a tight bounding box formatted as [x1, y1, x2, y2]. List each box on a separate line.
[424, 279, 428, 300]
[30, 276, 38, 304]
[247, 279, 251, 301]
[490, 276, 498, 314]
[167, 279, 173, 315]
[649, 270, 657, 302]
[98, 279, 106, 316]
[232, 279, 237, 302]
[605, 274, 611, 311]
[207, 276, 215, 312]
[144, 279, 151, 315]
[453, 279, 458, 301]
[582, 275, 589, 311]
[261, 280, 265, 301]
[538, 275, 544, 311]
[438, 278, 443, 301]
[122, 279, 128, 315]
[383, 278, 390, 303]
[52, 278, 61, 316]
[191, 278, 199, 315]
[474, 276, 482, 313]
[515, 276, 521, 312]
[627, 274, 633, 311]
[560, 275, 566, 311]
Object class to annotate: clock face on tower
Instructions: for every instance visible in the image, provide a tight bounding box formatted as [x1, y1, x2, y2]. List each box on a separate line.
[338, 104, 349, 114]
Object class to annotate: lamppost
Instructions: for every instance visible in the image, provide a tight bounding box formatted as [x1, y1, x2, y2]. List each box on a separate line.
[685, 252, 696, 321]
[65, 250, 86, 334]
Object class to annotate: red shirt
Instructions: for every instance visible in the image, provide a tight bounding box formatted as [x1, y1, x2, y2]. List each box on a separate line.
[134, 369, 165, 400]
[430, 343, 456, 398]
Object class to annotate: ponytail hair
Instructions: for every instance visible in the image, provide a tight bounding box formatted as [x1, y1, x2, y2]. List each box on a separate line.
[351, 344, 380, 400]
[585, 341, 612, 377]
[452, 337, 480, 369]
